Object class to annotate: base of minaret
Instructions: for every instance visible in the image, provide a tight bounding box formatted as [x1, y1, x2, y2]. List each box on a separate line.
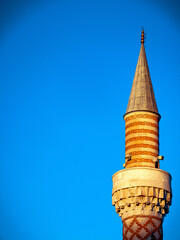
[122, 212, 163, 240]
[112, 168, 172, 240]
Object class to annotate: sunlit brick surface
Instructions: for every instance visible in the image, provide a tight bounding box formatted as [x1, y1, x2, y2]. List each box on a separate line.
[124, 111, 160, 168]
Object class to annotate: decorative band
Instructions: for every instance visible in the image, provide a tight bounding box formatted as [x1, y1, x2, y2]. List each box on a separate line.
[126, 129, 159, 137]
[127, 151, 157, 157]
[126, 121, 159, 129]
[125, 114, 159, 123]
[126, 136, 159, 144]
[126, 143, 159, 151]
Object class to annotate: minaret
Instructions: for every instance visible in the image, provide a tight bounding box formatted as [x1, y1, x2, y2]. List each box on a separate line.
[112, 31, 172, 240]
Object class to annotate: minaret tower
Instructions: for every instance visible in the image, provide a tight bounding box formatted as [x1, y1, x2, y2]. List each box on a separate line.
[112, 31, 172, 240]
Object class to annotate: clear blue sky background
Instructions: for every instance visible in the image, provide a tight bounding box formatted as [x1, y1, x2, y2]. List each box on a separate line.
[0, 0, 180, 239]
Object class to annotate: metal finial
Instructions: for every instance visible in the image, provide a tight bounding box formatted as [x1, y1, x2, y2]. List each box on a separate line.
[141, 29, 145, 44]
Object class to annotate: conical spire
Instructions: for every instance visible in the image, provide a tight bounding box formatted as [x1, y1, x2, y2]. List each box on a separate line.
[125, 31, 159, 115]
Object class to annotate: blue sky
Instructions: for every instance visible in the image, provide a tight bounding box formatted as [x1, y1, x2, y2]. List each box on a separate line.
[0, 0, 180, 239]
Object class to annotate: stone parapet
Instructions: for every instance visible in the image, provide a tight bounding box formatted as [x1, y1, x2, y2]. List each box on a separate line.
[112, 168, 172, 217]
[112, 168, 171, 192]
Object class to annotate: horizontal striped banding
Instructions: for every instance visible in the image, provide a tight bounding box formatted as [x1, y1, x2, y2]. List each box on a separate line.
[124, 111, 159, 168]
[125, 114, 159, 123]
[127, 151, 157, 157]
[125, 158, 156, 168]
[126, 136, 159, 145]
[126, 129, 159, 137]
[128, 158, 155, 163]
[126, 121, 159, 129]
[126, 144, 159, 151]
[125, 158, 155, 164]
[125, 160, 155, 168]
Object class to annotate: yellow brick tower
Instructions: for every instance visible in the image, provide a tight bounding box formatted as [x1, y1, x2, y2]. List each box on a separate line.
[112, 31, 172, 240]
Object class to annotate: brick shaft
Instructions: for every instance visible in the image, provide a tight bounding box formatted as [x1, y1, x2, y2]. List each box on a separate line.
[124, 111, 160, 168]
[122, 215, 163, 240]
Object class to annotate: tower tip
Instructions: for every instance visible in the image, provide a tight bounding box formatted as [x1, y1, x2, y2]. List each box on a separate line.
[141, 29, 145, 44]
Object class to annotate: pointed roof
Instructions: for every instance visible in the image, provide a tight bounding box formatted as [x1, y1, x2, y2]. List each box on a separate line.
[125, 33, 159, 116]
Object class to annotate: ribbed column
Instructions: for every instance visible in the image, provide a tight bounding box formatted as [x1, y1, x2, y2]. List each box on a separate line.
[124, 111, 160, 168]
